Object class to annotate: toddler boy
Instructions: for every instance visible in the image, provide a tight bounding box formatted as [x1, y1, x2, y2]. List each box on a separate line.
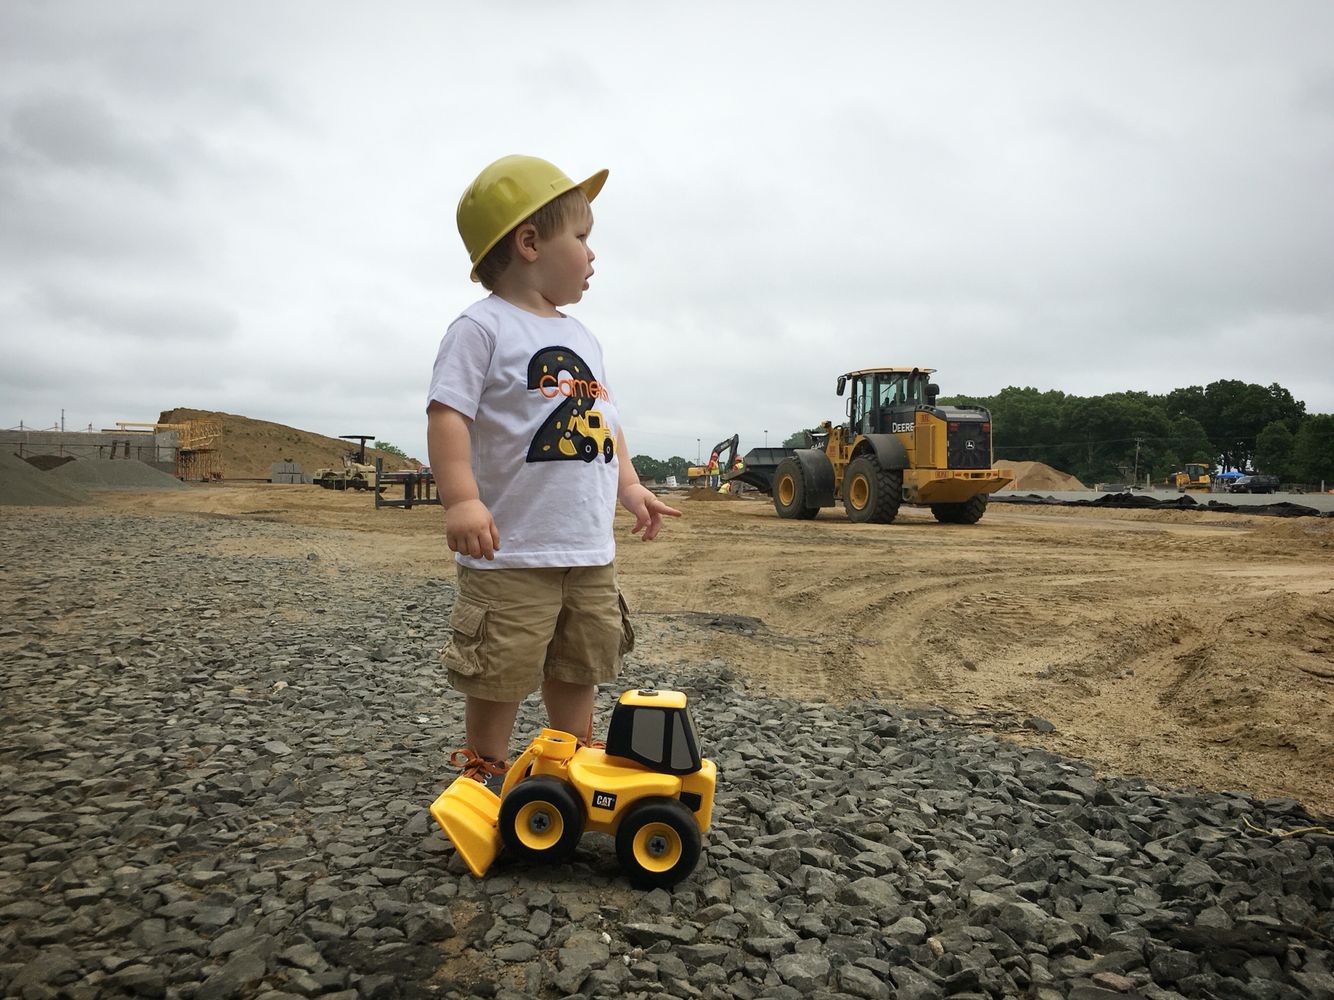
[426, 155, 680, 792]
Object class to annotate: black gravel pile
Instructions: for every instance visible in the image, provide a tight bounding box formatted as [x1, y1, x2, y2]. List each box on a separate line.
[2, 511, 1332, 1000]
[992, 493, 1331, 518]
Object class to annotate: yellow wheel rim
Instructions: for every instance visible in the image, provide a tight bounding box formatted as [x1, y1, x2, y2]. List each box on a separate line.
[778, 475, 795, 507]
[848, 474, 869, 510]
[515, 801, 564, 851]
[632, 822, 682, 873]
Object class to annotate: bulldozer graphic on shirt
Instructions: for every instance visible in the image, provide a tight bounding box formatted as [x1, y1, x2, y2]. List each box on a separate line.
[556, 409, 615, 463]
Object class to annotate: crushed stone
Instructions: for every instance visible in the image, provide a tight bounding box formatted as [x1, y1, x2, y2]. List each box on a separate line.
[47, 457, 186, 491]
[0, 450, 89, 507]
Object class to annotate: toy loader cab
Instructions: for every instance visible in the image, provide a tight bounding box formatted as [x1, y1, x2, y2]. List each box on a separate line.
[430, 689, 716, 889]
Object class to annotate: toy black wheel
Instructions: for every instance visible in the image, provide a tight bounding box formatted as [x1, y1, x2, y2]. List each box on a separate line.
[498, 777, 585, 864]
[579, 438, 598, 462]
[603, 439, 614, 463]
[615, 797, 702, 889]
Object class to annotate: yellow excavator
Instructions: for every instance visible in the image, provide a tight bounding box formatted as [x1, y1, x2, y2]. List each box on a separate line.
[430, 689, 716, 889]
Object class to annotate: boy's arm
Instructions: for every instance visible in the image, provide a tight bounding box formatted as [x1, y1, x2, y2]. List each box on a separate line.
[615, 427, 682, 541]
[427, 402, 500, 560]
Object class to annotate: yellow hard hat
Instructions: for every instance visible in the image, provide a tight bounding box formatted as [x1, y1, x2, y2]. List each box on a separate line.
[457, 155, 609, 282]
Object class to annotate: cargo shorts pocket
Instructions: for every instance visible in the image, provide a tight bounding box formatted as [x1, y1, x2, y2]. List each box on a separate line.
[617, 591, 635, 656]
[439, 597, 487, 677]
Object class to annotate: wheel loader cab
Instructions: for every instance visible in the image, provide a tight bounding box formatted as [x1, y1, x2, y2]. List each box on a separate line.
[842, 369, 936, 439]
[605, 689, 703, 776]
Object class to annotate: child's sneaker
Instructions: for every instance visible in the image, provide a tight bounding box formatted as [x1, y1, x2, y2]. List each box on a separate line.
[448, 748, 509, 796]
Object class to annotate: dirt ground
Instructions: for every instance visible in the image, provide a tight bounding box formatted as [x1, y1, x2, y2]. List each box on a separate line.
[91, 484, 1334, 817]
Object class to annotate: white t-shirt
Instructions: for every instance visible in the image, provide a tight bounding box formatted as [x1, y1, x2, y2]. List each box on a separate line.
[427, 295, 621, 569]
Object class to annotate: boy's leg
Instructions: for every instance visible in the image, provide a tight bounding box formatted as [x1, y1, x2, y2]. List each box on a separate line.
[465, 695, 522, 761]
[541, 678, 596, 739]
[440, 565, 565, 780]
[543, 563, 632, 741]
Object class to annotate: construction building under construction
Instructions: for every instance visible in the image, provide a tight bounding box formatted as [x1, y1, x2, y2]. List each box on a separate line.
[1, 419, 222, 481]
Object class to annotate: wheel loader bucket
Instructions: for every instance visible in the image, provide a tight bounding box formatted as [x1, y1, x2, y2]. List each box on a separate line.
[429, 777, 502, 877]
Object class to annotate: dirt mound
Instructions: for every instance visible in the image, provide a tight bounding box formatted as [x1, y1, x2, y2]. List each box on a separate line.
[160, 408, 420, 481]
[1, 451, 90, 507]
[1007, 460, 1088, 491]
[49, 458, 186, 491]
[687, 487, 737, 501]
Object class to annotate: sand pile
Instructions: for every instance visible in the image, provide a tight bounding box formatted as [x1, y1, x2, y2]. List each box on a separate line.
[1007, 460, 1088, 491]
[1, 451, 90, 507]
[49, 458, 187, 492]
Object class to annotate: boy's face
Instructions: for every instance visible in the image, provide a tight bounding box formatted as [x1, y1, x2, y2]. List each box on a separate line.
[534, 202, 596, 308]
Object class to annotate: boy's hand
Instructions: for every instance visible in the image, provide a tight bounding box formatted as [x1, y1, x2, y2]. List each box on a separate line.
[618, 484, 682, 541]
[446, 499, 501, 560]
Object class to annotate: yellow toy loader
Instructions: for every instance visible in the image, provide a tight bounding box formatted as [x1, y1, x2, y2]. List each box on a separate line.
[430, 689, 717, 889]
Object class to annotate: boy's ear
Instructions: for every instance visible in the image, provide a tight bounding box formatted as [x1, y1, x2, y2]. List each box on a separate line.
[514, 223, 539, 263]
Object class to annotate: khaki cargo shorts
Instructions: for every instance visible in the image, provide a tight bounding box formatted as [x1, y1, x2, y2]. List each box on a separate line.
[439, 562, 634, 702]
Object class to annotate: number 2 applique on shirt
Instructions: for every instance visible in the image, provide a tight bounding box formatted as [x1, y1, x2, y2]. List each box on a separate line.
[526, 346, 616, 464]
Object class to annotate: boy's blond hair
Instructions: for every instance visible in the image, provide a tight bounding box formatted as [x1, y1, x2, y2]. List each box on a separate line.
[474, 188, 591, 291]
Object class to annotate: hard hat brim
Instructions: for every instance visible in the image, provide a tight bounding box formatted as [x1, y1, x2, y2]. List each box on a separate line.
[468, 167, 609, 283]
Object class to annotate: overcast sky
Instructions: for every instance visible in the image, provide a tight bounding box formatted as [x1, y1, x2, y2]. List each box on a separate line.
[3, 2, 1332, 466]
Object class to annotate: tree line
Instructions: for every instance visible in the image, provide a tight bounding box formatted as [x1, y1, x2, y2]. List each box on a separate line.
[939, 380, 1331, 486]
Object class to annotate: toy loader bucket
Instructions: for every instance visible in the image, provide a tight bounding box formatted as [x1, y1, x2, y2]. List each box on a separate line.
[429, 777, 501, 877]
[428, 733, 571, 877]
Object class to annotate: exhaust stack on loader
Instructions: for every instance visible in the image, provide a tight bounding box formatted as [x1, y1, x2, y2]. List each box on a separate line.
[430, 688, 716, 889]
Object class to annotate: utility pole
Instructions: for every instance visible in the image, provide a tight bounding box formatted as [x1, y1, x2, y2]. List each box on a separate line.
[61, 409, 65, 432]
[1133, 438, 1142, 485]
[696, 438, 701, 464]
[764, 429, 768, 447]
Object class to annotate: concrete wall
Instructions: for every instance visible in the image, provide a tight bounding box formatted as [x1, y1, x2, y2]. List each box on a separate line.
[2, 429, 178, 475]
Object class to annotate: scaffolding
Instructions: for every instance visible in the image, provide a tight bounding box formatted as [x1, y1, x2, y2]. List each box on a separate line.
[114, 420, 223, 480]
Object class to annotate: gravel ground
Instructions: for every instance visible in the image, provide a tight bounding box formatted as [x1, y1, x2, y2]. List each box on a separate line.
[2, 510, 1332, 1000]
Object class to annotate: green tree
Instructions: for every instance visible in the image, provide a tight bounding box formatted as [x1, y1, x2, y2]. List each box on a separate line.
[375, 440, 409, 459]
[782, 428, 822, 448]
[1290, 415, 1334, 486]
[630, 454, 667, 482]
[664, 456, 691, 482]
[1255, 421, 1295, 478]
[1198, 380, 1304, 471]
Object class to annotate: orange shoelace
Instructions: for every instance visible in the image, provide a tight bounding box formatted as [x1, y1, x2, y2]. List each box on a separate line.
[448, 748, 510, 783]
[581, 717, 605, 750]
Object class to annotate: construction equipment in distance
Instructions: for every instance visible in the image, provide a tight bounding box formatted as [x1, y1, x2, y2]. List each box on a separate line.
[1168, 463, 1213, 493]
[430, 688, 716, 889]
[313, 435, 379, 491]
[728, 367, 1012, 524]
[687, 434, 739, 482]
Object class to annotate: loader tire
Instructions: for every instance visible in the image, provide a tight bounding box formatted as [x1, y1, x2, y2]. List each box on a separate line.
[498, 777, 585, 864]
[843, 455, 901, 524]
[615, 797, 702, 890]
[773, 458, 819, 520]
[931, 494, 988, 524]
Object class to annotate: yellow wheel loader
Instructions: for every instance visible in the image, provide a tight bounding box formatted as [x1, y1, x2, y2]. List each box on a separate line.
[733, 368, 1012, 524]
[429, 689, 716, 889]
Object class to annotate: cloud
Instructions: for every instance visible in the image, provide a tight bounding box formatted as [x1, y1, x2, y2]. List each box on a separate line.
[9, 91, 177, 189]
